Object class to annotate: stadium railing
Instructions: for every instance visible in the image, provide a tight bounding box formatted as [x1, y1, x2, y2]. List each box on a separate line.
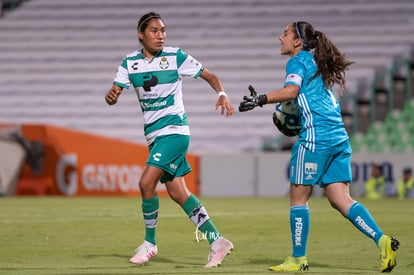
[370, 58, 413, 123]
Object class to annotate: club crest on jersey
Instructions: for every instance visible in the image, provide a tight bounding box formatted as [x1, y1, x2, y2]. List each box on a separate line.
[159, 57, 169, 69]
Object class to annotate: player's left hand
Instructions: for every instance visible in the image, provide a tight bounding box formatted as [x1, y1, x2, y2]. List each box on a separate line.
[215, 93, 234, 117]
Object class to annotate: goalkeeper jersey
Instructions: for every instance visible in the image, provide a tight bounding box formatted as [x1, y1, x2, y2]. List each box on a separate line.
[283, 50, 349, 155]
[113, 47, 203, 145]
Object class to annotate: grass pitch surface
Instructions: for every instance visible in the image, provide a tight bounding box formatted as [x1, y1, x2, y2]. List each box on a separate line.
[0, 197, 413, 274]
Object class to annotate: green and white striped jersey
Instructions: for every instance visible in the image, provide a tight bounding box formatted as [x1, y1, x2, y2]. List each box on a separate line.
[113, 47, 204, 145]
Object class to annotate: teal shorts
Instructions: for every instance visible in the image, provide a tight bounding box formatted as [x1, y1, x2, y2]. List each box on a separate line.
[290, 141, 352, 186]
[147, 134, 192, 183]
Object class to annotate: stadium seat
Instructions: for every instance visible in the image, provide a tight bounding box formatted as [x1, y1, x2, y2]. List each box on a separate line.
[382, 113, 399, 135]
[364, 138, 383, 153]
[349, 135, 361, 153]
[384, 133, 405, 153]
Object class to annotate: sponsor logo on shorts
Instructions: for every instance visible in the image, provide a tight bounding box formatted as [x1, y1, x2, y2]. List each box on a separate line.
[152, 153, 161, 162]
[305, 162, 317, 180]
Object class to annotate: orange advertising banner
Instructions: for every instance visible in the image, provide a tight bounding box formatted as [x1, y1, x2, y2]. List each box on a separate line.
[13, 124, 199, 196]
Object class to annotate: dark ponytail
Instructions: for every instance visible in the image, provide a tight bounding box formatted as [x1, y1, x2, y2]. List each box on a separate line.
[294, 21, 354, 91]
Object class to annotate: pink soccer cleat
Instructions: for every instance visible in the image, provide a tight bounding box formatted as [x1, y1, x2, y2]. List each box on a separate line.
[129, 240, 158, 265]
[204, 237, 234, 268]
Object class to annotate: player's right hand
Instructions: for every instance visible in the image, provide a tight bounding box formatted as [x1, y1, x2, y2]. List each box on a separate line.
[238, 85, 266, 112]
[105, 86, 122, 105]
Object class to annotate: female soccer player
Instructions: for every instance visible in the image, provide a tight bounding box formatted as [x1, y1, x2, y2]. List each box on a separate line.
[239, 21, 399, 272]
[105, 12, 234, 268]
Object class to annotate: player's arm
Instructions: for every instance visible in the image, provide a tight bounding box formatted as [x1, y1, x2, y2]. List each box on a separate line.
[266, 85, 299, 103]
[200, 68, 234, 117]
[105, 85, 123, 105]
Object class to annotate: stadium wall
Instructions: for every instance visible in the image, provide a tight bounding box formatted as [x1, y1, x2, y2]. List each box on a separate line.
[3, 124, 199, 196]
[200, 152, 413, 198]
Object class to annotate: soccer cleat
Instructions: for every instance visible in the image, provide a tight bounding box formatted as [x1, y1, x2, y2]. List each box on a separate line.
[378, 235, 400, 272]
[269, 256, 309, 272]
[204, 237, 234, 268]
[129, 240, 158, 265]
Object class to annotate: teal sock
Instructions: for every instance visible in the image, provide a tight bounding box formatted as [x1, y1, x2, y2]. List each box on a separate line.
[290, 205, 310, 257]
[347, 201, 383, 244]
[142, 196, 159, 245]
[182, 194, 221, 244]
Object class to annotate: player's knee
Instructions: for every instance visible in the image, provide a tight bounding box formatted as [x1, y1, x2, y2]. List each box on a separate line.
[139, 178, 157, 194]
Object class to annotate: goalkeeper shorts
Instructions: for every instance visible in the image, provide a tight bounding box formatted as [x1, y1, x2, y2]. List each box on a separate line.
[289, 141, 352, 186]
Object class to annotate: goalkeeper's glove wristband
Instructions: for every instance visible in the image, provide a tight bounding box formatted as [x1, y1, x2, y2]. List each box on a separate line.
[257, 94, 268, 107]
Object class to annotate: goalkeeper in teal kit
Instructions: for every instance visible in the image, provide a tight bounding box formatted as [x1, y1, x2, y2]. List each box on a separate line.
[239, 21, 399, 272]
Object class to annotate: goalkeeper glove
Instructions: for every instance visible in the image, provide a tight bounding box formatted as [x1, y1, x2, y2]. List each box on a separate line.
[238, 85, 268, 112]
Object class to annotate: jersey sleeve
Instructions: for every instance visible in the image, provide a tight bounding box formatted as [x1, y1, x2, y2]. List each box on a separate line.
[113, 57, 131, 89]
[176, 48, 204, 78]
[284, 57, 305, 88]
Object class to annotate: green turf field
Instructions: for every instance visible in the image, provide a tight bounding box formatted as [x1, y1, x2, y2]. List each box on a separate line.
[0, 197, 413, 274]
